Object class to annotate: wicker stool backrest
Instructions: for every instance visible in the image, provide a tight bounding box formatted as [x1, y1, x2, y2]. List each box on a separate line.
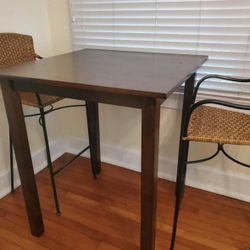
[0, 33, 36, 68]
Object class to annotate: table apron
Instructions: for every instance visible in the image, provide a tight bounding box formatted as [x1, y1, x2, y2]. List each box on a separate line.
[7, 80, 165, 109]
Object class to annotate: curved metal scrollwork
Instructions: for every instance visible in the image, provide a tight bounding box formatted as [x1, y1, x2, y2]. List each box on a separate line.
[221, 145, 250, 168]
[187, 143, 250, 168]
[187, 144, 221, 164]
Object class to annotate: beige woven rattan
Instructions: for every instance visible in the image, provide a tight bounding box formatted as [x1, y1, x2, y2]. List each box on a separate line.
[184, 105, 250, 146]
[0, 33, 62, 107]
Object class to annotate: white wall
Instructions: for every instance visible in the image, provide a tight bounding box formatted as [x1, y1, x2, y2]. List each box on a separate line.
[0, 0, 249, 202]
[0, 0, 71, 175]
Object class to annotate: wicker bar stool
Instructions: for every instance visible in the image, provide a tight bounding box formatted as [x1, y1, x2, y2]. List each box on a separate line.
[0, 33, 97, 214]
[170, 75, 250, 249]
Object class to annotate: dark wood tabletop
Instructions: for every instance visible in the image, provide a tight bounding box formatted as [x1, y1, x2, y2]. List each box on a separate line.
[0, 49, 207, 99]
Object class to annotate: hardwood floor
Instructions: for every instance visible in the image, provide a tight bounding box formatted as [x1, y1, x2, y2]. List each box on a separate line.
[0, 153, 249, 250]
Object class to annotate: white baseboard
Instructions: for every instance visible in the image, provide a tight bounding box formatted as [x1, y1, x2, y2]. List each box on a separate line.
[1, 136, 249, 203]
[65, 136, 250, 203]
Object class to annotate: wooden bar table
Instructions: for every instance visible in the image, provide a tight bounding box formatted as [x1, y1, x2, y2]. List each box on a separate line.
[0, 49, 207, 250]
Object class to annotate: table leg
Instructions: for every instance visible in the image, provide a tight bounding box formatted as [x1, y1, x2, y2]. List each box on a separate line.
[176, 73, 196, 196]
[1, 82, 44, 236]
[141, 99, 161, 250]
[86, 101, 101, 176]
[170, 73, 196, 249]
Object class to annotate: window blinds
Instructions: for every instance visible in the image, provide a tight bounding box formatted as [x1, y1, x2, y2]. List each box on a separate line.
[70, 0, 250, 100]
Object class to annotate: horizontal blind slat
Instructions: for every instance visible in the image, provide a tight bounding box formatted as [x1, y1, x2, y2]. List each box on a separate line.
[70, 0, 250, 98]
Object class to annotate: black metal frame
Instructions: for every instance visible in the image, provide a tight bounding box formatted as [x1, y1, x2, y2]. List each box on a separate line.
[170, 75, 250, 250]
[9, 95, 90, 214]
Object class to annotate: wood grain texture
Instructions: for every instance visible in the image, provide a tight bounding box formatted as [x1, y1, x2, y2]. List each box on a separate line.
[0, 49, 207, 99]
[86, 101, 101, 175]
[1, 82, 44, 236]
[0, 154, 249, 250]
[141, 98, 161, 250]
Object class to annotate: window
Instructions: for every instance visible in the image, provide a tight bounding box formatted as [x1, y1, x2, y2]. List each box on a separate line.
[70, 0, 250, 100]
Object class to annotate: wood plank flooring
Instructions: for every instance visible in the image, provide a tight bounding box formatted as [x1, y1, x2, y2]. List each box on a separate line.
[0, 153, 249, 250]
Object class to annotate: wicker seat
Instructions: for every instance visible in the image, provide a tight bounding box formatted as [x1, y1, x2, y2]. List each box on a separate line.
[1, 33, 92, 214]
[170, 75, 250, 250]
[0, 33, 36, 66]
[185, 105, 250, 145]
[20, 92, 63, 107]
[0, 33, 63, 107]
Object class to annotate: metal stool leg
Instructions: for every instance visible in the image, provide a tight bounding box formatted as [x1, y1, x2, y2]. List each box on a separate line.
[170, 139, 189, 250]
[180, 141, 189, 199]
[9, 129, 14, 192]
[170, 187, 182, 250]
[36, 95, 60, 214]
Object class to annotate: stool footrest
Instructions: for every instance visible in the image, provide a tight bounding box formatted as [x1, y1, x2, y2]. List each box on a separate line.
[53, 145, 90, 176]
